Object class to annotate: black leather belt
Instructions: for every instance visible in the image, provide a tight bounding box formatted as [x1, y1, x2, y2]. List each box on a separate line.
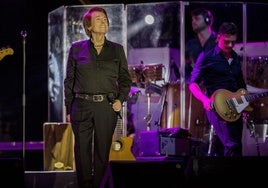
[75, 94, 106, 102]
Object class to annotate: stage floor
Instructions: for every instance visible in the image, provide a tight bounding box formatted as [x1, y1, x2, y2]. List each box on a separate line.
[24, 170, 78, 188]
[24, 156, 268, 188]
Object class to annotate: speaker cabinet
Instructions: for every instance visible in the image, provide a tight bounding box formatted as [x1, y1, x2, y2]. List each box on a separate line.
[43, 122, 75, 171]
[100, 160, 186, 188]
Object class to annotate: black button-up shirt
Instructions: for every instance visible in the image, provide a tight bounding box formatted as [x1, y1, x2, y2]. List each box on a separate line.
[189, 45, 246, 97]
[185, 32, 217, 81]
[64, 39, 132, 113]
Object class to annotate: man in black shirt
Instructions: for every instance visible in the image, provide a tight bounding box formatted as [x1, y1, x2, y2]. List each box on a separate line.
[185, 8, 217, 82]
[189, 22, 246, 156]
[185, 8, 223, 156]
[64, 7, 132, 188]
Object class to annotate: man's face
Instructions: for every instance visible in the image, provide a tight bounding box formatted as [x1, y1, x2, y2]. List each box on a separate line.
[217, 33, 237, 54]
[191, 15, 207, 33]
[89, 11, 109, 35]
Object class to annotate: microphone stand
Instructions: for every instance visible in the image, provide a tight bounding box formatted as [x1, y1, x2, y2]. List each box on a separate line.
[144, 85, 153, 131]
[21, 30, 27, 170]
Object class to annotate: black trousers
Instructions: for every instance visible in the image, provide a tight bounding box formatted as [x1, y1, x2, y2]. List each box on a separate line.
[206, 110, 243, 156]
[71, 98, 117, 188]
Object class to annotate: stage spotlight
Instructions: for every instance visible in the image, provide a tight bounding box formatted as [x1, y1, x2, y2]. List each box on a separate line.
[144, 14, 154, 25]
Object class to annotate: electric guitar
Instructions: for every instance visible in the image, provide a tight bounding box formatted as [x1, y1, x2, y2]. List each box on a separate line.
[211, 88, 268, 122]
[0, 47, 14, 61]
[109, 102, 136, 161]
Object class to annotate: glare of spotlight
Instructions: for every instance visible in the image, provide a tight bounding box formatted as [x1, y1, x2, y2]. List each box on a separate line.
[144, 15, 154, 25]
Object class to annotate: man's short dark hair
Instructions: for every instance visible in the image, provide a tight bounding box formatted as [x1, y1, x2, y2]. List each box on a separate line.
[191, 8, 214, 26]
[218, 22, 238, 35]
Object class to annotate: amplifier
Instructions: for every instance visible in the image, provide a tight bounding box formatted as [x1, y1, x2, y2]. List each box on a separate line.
[160, 136, 191, 156]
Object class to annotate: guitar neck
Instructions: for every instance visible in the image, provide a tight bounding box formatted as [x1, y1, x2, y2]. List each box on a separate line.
[246, 92, 268, 102]
[114, 102, 127, 140]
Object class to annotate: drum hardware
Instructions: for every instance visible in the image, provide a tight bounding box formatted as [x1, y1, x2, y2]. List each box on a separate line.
[144, 92, 152, 131]
[145, 82, 163, 95]
[128, 87, 141, 105]
[247, 119, 261, 156]
[207, 124, 215, 156]
[194, 117, 205, 139]
[143, 82, 165, 131]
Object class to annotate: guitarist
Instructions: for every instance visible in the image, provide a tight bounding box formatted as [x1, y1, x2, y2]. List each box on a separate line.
[189, 22, 247, 156]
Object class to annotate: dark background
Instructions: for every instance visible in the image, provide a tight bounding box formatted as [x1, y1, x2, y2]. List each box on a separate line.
[1, 0, 267, 142]
[1, 0, 88, 142]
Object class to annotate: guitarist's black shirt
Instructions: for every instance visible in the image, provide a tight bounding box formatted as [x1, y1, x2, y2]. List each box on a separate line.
[189, 45, 246, 97]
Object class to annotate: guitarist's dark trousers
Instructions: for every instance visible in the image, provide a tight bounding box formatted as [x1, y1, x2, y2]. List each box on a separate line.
[206, 110, 243, 156]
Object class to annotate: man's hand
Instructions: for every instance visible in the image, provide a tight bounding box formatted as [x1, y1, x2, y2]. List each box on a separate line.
[112, 99, 121, 112]
[203, 98, 213, 111]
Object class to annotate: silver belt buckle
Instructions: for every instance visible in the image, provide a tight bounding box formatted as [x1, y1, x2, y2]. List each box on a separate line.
[93, 95, 104, 102]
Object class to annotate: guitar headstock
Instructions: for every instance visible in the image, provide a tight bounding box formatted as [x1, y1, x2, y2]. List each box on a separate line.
[0, 47, 14, 61]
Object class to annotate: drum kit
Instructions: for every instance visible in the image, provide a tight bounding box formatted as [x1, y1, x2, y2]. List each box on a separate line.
[128, 63, 165, 131]
[127, 56, 268, 146]
[127, 63, 205, 138]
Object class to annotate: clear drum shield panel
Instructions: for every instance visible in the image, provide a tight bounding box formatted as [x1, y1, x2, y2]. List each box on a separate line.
[65, 5, 125, 51]
[187, 2, 268, 156]
[48, 4, 125, 122]
[185, 2, 243, 43]
[48, 6, 65, 122]
[126, 2, 182, 157]
[243, 3, 268, 143]
[126, 2, 181, 83]
[126, 2, 181, 136]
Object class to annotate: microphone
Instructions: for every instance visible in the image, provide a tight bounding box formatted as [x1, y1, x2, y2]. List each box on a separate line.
[21, 30, 27, 38]
[107, 93, 122, 119]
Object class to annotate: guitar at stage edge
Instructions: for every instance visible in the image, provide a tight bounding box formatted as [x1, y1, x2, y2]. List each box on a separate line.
[109, 102, 136, 161]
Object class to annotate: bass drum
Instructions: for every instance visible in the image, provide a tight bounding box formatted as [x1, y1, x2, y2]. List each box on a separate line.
[160, 82, 206, 138]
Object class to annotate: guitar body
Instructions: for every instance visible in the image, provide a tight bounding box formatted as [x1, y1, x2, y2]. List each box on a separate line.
[212, 88, 253, 122]
[109, 102, 136, 161]
[0, 47, 14, 61]
[109, 136, 135, 161]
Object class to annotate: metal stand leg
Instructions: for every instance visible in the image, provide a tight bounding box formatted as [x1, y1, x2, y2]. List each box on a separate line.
[247, 120, 261, 156]
[144, 92, 152, 131]
[207, 124, 215, 156]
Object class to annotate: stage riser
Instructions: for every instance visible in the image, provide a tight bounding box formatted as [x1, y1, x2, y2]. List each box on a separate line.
[24, 171, 78, 188]
[23, 156, 268, 188]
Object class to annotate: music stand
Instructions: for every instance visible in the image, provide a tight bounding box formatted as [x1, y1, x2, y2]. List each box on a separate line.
[21, 30, 27, 170]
